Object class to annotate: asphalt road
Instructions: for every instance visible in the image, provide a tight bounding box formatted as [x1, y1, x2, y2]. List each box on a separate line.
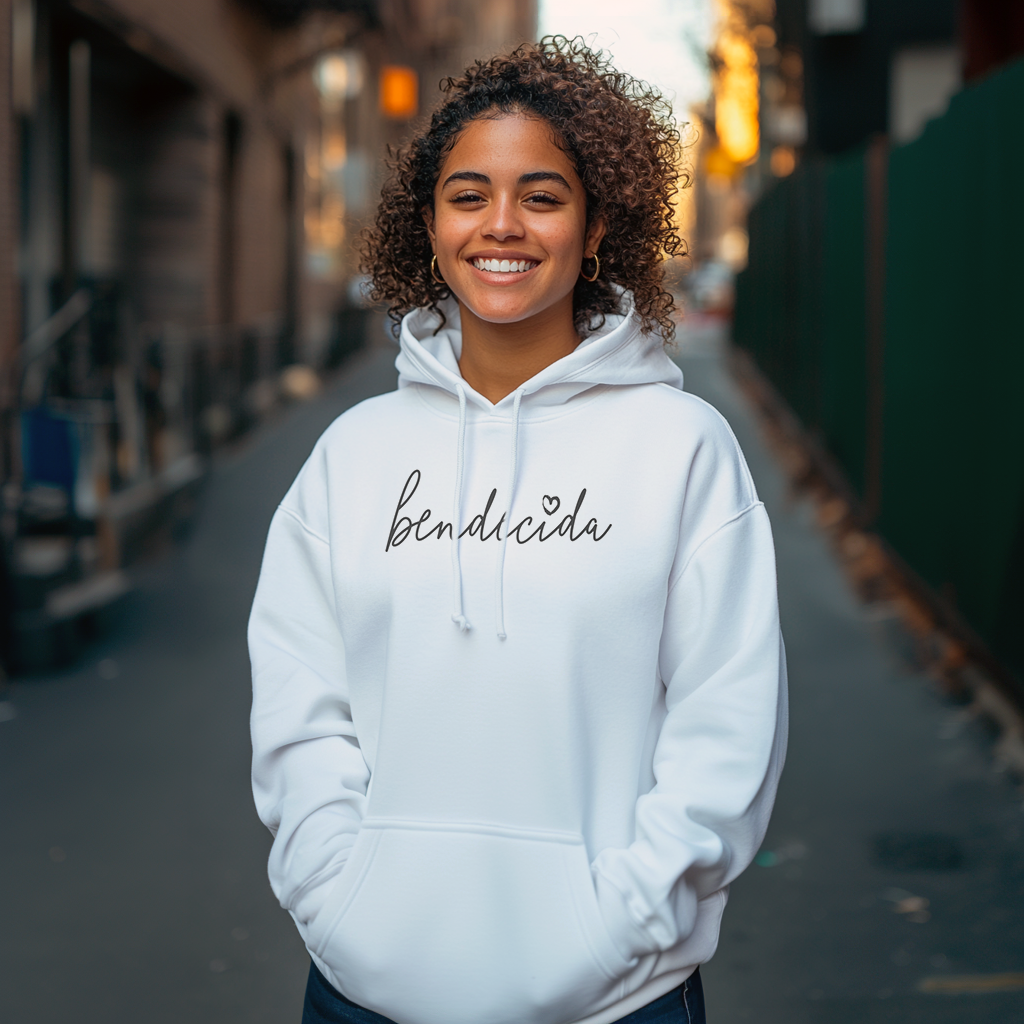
[1, 330, 1021, 1023]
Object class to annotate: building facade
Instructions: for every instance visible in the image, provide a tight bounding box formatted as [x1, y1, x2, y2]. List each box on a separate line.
[0, 0, 536, 670]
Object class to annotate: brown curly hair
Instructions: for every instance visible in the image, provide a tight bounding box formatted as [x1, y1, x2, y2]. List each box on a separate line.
[361, 36, 687, 337]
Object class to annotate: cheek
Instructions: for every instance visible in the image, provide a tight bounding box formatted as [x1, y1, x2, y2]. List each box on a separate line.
[431, 203, 469, 244]
[550, 209, 589, 257]
[547, 228, 587, 275]
[432, 217, 460, 250]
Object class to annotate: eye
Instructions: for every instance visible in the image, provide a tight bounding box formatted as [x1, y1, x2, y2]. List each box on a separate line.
[524, 192, 560, 206]
[450, 191, 485, 205]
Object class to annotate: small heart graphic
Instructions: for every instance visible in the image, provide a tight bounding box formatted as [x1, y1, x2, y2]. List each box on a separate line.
[542, 495, 560, 516]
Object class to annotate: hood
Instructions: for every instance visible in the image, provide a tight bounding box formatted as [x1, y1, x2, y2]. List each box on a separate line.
[395, 292, 683, 409]
[393, 292, 683, 641]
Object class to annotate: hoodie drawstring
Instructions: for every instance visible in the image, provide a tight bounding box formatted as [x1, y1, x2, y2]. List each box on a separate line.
[450, 385, 523, 639]
[450, 384, 471, 631]
[495, 389, 523, 640]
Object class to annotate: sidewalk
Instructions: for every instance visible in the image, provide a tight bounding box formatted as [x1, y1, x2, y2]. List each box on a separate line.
[678, 319, 1024, 1023]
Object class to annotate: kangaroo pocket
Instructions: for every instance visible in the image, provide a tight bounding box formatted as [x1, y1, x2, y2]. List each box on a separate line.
[312, 821, 632, 1024]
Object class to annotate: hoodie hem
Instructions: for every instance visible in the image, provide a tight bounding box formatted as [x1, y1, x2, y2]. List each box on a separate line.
[306, 956, 697, 1024]
[567, 968, 696, 1024]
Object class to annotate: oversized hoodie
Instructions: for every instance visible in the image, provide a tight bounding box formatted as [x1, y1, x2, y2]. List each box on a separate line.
[249, 296, 788, 1024]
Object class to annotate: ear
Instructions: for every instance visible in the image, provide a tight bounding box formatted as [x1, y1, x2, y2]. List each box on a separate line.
[422, 206, 436, 249]
[584, 216, 607, 257]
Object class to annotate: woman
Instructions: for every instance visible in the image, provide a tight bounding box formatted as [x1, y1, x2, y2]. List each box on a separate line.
[249, 38, 787, 1024]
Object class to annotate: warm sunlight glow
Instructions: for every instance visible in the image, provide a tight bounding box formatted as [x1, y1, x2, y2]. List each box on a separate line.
[714, 5, 760, 165]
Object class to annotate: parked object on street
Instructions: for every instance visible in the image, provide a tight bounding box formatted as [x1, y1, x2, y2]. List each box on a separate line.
[684, 259, 735, 317]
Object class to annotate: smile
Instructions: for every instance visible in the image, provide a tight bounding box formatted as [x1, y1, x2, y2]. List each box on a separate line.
[471, 258, 538, 274]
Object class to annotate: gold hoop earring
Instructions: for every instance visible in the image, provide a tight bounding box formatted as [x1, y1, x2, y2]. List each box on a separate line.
[430, 255, 446, 285]
[581, 252, 600, 283]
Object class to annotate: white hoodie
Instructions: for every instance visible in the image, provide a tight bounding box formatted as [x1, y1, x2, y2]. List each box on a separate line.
[249, 297, 788, 1024]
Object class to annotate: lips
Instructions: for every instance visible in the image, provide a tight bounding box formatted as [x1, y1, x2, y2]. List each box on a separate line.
[470, 257, 538, 274]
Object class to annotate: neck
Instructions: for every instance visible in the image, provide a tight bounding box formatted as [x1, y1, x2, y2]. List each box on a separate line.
[456, 296, 580, 404]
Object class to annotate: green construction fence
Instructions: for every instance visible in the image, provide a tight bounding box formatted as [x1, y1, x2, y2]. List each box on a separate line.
[734, 57, 1024, 688]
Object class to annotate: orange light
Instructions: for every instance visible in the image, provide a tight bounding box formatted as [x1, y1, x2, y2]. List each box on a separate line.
[712, 1, 760, 165]
[715, 27, 759, 164]
[770, 145, 796, 177]
[380, 66, 418, 120]
[704, 144, 738, 179]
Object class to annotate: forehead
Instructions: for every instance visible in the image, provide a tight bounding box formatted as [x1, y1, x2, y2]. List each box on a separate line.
[440, 114, 578, 180]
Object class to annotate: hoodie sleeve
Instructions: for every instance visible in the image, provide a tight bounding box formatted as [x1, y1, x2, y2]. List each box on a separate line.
[591, 500, 788, 961]
[248, 487, 369, 931]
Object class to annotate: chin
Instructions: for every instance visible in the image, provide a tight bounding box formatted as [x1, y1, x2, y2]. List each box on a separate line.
[460, 296, 540, 325]
[459, 286, 571, 325]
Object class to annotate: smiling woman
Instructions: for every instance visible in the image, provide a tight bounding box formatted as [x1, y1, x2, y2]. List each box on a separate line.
[363, 38, 686, 345]
[250, 36, 786, 1024]
[422, 114, 606, 401]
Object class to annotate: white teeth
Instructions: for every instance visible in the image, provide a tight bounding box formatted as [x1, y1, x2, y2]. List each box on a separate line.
[472, 258, 535, 273]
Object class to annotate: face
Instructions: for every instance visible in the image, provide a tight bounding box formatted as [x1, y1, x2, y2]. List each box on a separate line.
[424, 114, 605, 328]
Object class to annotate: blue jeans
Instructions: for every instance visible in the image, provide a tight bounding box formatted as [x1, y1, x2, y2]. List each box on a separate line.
[301, 961, 706, 1024]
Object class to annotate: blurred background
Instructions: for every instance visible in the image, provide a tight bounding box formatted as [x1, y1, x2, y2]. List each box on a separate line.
[0, 0, 1022, 1021]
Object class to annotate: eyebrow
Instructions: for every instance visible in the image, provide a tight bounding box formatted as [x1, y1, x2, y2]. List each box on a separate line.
[441, 170, 573, 191]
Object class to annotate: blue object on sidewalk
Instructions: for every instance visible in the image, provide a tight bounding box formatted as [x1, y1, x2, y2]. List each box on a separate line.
[21, 407, 78, 496]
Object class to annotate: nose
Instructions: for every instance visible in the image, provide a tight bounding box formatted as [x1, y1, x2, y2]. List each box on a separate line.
[481, 192, 524, 241]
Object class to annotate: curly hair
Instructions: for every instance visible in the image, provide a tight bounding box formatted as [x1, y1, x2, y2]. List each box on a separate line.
[361, 36, 687, 337]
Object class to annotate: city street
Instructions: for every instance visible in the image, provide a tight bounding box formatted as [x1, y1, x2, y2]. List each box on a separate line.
[2, 331, 1022, 1023]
